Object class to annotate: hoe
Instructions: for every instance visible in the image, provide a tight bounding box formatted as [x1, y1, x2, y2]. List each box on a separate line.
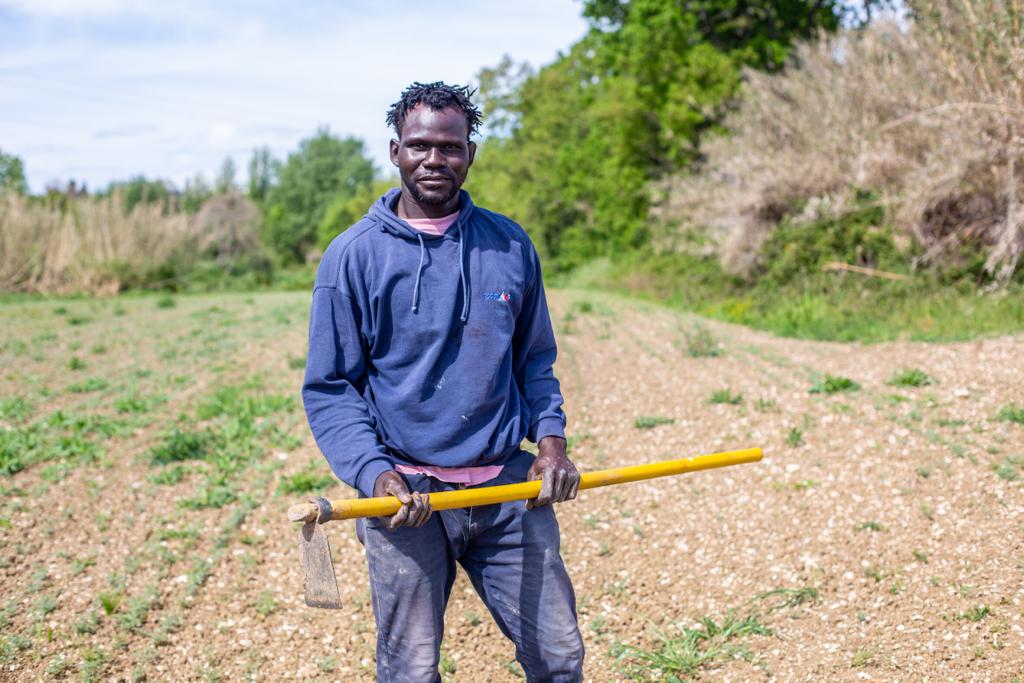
[287, 447, 762, 608]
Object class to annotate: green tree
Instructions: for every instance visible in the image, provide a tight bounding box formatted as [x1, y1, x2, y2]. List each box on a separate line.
[470, 0, 847, 269]
[247, 146, 275, 202]
[317, 178, 396, 250]
[0, 150, 27, 195]
[181, 173, 213, 213]
[262, 130, 375, 263]
[103, 176, 172, 213]
[215, 156, 237, 194]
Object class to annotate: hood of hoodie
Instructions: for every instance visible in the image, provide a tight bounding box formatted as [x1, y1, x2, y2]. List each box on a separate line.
[370, 187, 475, 241]
[368, 187, 476, 321]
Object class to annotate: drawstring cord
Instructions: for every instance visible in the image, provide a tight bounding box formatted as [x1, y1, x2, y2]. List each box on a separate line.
[406, 218, 469, 322]
[457, 221, 469, 323]
[411, 232, 425, 313]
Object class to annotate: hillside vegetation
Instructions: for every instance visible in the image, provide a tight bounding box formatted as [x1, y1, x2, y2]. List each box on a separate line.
[2, 0, 1021, 342]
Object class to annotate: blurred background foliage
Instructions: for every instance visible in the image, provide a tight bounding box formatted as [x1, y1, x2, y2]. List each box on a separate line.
[1, 0, 1021, 341]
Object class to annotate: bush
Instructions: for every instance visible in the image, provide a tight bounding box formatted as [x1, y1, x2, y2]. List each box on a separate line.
[149, 428, 219, 464]
[659, 2, 1024, 282]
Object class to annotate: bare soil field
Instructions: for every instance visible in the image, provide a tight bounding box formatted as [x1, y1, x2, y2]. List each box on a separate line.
[1, 290, 1022, 681]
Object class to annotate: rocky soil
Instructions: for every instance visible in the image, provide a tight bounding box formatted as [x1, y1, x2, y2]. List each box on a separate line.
[1, 290, 1022, 681]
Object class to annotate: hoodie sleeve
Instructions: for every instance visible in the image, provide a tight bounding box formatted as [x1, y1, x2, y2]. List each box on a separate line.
[302, 285, 395, 497]
[513, 247, 567, 443]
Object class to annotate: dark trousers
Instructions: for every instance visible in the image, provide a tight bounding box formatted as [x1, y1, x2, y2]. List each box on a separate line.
[356, 451, 585, 683]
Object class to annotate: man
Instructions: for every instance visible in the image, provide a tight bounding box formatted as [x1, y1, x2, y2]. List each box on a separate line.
[302, 82, 585, 682]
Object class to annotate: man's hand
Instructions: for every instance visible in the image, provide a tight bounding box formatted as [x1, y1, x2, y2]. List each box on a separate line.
[527, 436, 580, 510]
[373, 471, 432, 530]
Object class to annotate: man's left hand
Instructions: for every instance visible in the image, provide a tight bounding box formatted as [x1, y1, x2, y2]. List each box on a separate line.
[527, 436, 580, 510]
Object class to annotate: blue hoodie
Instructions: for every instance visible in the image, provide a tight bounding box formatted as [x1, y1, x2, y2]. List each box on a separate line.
[302, 188, 566, 497]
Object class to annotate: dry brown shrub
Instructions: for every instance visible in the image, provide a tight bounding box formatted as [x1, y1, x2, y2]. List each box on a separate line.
[0, 190, 261, 294]
[194, 191, 261, 263]
[658, 0, 1024, 281]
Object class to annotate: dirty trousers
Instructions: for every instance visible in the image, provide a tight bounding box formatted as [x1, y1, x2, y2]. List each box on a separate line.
[356, 450, 585, 683]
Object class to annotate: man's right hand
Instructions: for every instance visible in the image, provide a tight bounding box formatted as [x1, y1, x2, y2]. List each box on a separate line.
[373, 471, 432, 530]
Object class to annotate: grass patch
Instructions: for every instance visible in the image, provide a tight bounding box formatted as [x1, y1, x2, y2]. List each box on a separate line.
[888, 368, 935, 387]
[810, 374, 860, 394]
[147, 464, 188, 486]
[598, 204, 1024, 343]
[0, 411, 127, 475]
[786, 427, 803, 448]
[996, 403, 1024, 425]
[682, 324, 722, 358]
[709, 388, 743, 405]
[0, 397, 33, 422]
[613, 612, 771, 679]
[757, 586, 820, 611]
[954, 605, 990, 622]
[277, 463, 335, 495]
[993, 454, 1024, 481]
[155, 293, 176, 309]
[634, 415, 674, 429]
[148, 428, 219, 464]
[67, 377, 109, 393]
[115, 392, 165, 414]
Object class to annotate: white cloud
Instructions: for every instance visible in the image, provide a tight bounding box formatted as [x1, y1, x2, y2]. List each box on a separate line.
[0, 1, 589, 192]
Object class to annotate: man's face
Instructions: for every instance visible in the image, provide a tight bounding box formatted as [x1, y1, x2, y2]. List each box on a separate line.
[390, 104, 476, 208]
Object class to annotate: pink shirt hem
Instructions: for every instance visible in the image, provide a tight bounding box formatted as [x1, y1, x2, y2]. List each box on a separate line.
[394, 463, 504, 485]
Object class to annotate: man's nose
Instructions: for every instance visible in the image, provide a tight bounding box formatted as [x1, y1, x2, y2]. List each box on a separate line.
[423, 147, 445, 167]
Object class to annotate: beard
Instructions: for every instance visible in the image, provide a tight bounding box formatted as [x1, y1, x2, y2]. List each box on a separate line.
[403, 170, 461, 206]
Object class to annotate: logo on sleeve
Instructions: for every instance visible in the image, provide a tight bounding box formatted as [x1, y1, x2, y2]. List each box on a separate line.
[483, 290, 512, 303]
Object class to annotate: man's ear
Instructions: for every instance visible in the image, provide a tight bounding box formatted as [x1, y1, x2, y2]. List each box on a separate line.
[467, 140, 477, 168]
[389, 139, 400, 167]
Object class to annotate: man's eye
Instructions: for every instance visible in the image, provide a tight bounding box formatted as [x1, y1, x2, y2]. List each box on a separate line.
[443, 145, 459, 152]
[411, 143, 428, 151]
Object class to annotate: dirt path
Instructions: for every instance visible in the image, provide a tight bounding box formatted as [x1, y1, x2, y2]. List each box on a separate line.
[1, 290, 1022, 681]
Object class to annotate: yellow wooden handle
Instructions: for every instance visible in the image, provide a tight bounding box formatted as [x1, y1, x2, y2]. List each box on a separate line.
[289, 447, 761, 523]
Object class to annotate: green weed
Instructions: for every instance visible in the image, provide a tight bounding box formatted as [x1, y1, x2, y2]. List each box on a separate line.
[179, 474, 236, 509]
[98, 591, 122, 615]
[69, 356, 87, 371]
[613, 613, 771, 679]
[810, 375, 860, 394]
[858, 521, 885, 532]
[67, 377, 109, 393]
[996, 404, 1024, 425]
[155, 293, 176, 309]
[0, 397, 33, 422]
[757, 586, 820, 611]
[148, 464, 188, 485]
[46, 655, 72, 677]
[115, 392, 165, 414]
[634, 415, 674, 429]
[954, 605, 990, 622]
[993, 454, 1024, 481]
[184, 558, 213, 596]
[148, 428, 218, 464]
[115, 587, 159, 632]
[683, 324, 722, 358]
[709, 389, 743, 405]
[277, 463, 335, 495]
[786, 427, 803, 448]
[252, 591, 278, 618]
[851, 646, 877, 667]
[888, 368, 935, 387]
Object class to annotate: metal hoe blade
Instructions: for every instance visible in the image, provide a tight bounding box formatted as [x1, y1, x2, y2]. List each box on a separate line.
[298, 500, 341, 609]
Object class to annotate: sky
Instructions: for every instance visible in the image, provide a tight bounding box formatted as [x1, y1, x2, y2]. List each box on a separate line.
[0, 1, 589, 193]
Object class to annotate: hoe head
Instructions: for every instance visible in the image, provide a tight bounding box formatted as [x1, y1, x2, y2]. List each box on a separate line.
[294, 497, 342, 609]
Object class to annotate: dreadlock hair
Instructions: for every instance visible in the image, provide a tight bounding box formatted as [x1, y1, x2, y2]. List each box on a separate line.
[386, 81, 483, 141]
